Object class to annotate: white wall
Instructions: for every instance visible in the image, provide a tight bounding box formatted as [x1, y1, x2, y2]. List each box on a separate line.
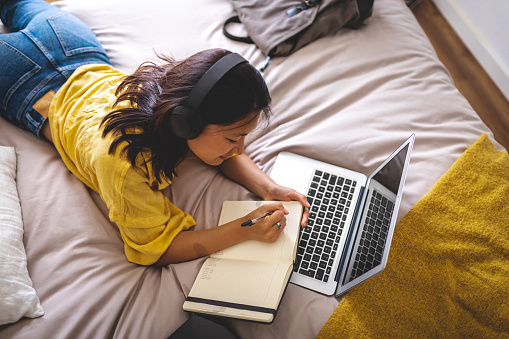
[432, 0, 509, 101]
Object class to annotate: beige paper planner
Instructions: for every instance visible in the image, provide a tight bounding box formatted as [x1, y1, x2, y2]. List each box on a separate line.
[183, 200, 303, 323]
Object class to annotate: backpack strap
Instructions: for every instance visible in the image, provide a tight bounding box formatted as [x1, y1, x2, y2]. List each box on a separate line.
[222, 16, 254, 44]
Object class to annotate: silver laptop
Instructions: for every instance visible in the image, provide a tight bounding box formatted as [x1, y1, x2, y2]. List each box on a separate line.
[270, 135, 414, 296]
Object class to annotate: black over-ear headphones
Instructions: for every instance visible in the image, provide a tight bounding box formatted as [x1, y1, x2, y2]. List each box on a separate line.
[168, 53, 248, 139]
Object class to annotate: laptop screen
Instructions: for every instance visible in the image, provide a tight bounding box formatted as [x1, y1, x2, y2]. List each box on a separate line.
[336, 137, 413, 295]
[370, 144, 409, 195]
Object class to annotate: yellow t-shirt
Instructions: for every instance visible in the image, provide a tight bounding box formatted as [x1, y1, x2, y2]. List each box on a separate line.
[48, 64, 196, 265]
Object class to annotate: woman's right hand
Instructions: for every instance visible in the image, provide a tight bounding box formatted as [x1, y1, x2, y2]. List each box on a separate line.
[240, 202, 289, 243]
[157, 202, 290, 265]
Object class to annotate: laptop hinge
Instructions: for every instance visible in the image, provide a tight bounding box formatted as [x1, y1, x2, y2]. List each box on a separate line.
[335, 186, 366, 282]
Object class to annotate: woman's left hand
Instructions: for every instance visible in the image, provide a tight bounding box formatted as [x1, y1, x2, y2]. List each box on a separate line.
[218, 154, 310, 227]
[262, 184, 310, 228]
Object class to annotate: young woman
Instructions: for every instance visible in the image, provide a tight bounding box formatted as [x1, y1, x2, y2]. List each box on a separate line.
[0, 0, 309, 266]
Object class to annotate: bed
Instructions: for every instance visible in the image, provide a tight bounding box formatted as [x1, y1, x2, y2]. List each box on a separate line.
[0, 0, 505, 338]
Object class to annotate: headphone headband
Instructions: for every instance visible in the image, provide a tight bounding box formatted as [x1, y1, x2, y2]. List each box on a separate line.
[185, 53, 248, 112]
[168, 53, 248, 139]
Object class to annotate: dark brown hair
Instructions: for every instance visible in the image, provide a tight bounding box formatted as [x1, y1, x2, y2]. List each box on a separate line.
[100, 49, 272, 183]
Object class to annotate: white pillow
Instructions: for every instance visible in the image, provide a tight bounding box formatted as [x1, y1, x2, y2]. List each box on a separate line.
[0, 146, 44, 325]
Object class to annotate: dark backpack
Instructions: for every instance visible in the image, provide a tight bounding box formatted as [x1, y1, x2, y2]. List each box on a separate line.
[223, 0, 374, 70]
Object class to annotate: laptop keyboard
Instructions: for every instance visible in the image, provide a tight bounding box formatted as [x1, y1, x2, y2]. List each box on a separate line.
[294, 169, 356, 283]
[348, 189, 394, 282]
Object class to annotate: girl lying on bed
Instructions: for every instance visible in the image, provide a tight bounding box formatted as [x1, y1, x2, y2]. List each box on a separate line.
[0, 0, 310, 265]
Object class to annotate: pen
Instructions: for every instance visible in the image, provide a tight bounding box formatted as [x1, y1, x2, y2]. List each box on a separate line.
[241, 212, 274, 227]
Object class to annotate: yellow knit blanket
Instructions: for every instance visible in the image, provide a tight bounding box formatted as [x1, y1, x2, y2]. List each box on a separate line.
[318, 134, 509, 338]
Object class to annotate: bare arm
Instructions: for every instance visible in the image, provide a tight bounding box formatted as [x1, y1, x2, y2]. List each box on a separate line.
[155, 155, 310, 265]
[219, 153, 275, 199]
[155, 202, 288, 265]
[219, 153, 310, 226]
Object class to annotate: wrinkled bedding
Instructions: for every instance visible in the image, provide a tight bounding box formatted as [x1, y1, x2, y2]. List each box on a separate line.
[0, 0, 502, 338]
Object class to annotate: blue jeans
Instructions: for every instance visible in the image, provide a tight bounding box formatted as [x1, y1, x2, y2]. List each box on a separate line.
[0, 0, 111, 137]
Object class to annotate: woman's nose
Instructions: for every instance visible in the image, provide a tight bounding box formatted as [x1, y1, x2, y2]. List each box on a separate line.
[235, 137, 245, 155]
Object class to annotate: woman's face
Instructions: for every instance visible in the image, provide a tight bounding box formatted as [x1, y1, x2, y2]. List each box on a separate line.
[187, 112, 260, 166]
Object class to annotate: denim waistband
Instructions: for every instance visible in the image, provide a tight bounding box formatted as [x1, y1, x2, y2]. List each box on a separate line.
[0, 0, 111, 137]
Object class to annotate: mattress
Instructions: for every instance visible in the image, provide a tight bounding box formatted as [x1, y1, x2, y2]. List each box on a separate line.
[0, 0, 502, 337]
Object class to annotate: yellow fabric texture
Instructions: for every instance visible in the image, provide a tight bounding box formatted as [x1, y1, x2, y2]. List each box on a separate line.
[318, 133, 509, 338]
[48, 64, 196, 265]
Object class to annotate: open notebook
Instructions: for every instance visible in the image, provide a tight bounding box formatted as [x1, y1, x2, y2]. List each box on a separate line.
[183, 201, 303, 323]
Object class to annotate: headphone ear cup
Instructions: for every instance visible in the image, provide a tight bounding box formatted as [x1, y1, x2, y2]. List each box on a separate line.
[168, 106, 204, 139]
[167, 53, 247, 140]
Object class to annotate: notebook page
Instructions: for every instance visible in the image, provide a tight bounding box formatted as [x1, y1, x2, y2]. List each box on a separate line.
[212, 201, 302, 263]
[187, 257, 292, 309]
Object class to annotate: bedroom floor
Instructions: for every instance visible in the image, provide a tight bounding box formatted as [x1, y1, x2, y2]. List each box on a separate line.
[411, 0, 509, 150]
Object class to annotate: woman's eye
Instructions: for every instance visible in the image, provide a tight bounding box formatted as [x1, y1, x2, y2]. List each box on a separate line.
[228, 139, 238, 144]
